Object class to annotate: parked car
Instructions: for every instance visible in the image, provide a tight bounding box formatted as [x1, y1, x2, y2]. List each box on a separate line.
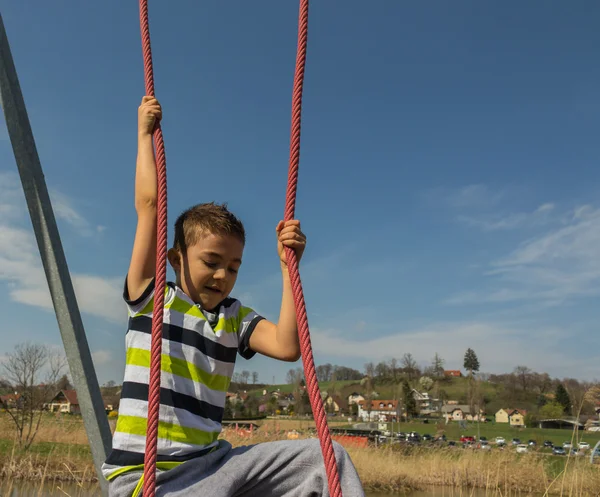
[479, 436, 488, 442]
[578, 442, 590, 450]
[422, 434, 433, 441]
[553, 446, 566, 455]
[543, 440, 554, 448]
[563, 442, 572, 449]
[460, 436, 476, 443]
[527, 440, 537, 447]
[447, 441, 457, 447]
[436, 434, 447, 442]
[511, 438, 521, 445]
[495, 437, 506, 446]
[396, 432, 407, 439]
[516, 444, 529, 454]
[479, 441, 491, 450]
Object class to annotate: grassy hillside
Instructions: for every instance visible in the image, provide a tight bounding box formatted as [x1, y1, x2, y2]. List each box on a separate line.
[246, 376, 543, 415]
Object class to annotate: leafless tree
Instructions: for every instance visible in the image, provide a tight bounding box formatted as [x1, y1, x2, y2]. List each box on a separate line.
[389, 358, 398, 382]
[431, 353, 445, 378]
[241, 370, 250, 385]
[1, 343, 66, 449]
[514, 366, 533, 392]
[401, 353, 419, 381]
[251, 371, 258, 385]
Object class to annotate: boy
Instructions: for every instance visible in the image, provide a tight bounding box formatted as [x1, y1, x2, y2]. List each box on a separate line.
[102, 96, 365, 496]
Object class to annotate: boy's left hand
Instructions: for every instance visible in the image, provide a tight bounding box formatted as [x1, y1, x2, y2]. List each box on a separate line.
[277, 220, 306, 267]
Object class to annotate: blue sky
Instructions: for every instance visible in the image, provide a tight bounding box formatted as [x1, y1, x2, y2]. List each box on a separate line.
[1, 2, 599, 386]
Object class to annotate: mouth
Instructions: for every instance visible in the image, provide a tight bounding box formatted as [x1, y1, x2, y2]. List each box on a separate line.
[204, 286, 222, 295]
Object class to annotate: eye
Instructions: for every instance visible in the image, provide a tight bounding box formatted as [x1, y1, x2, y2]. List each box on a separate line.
[203, 261, 218, 269]
[228, 268, 239, 274]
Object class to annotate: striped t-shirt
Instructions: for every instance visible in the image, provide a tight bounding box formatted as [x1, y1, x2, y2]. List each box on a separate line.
[102, 278, 263, 479]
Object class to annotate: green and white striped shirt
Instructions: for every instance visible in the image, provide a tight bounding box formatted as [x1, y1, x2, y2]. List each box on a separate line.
[102, 278, 263, 479]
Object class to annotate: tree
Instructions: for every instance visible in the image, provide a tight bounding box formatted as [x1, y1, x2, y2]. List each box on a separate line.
[251, 372, 258, 385]
[431, 353, 445, 378]
[375, 361, 390, 381]
[402, 380, 417, 419]
[555, 384, 571, 415]
[241, 370, 250, 385]
[57, 374, 73, 391]
[362, 363, 376, 421]
[401, 353, 419, 381]
[224, 398, 233, 419]
[389, 358, 399, 382]
[286, 368, 303, 386]
[513, 366, 532, 392]
[419, 376, 434, 391]
[2, 343, 66, 449]
[539, 401, 564, 419]
[463, 348, 480, 376]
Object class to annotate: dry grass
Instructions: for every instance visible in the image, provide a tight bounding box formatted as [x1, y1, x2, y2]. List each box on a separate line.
[0, 413, 93, 446]
[223, 430, 600, 496]
[349, 445, 599, 495]
[1, 414, 599, 495]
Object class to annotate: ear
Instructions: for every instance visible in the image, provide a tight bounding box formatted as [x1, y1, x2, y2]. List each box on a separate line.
[167, 248, 182, 273]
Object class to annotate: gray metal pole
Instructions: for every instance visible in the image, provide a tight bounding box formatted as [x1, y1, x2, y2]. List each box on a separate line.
[0, 12, 111, 494]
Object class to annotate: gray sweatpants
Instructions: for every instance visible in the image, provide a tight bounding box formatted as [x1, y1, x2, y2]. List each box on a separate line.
[108, 439, 365, 497]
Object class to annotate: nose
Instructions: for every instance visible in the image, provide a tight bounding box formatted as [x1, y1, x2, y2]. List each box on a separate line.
[213, 268, 226, 280]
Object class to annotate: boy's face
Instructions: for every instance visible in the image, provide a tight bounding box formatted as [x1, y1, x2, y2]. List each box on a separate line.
[168, 232, 244, 311]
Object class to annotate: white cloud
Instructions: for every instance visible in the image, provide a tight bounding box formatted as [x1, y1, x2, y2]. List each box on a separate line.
[446, 203, 600, 306]
[425, 184, 505, 209]
[457, 202, 555, 231]
[311, 321, 597, 380]
[92, 349, 112, 366]
[0, 170, 125, 323]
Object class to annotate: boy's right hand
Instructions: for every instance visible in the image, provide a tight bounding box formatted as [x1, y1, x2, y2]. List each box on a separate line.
[138, 96, 162, 136]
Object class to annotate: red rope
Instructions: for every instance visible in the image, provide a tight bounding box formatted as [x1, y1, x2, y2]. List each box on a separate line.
[284, 1, 343, 496]
[139, 1, 342, 496]
[138, 1, 168, 495]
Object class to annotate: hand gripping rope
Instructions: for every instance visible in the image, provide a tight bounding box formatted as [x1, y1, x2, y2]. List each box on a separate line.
[138, 1, 343, 496]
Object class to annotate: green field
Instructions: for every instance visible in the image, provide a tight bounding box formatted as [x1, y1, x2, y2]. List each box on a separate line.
[377, 420, 600, 447]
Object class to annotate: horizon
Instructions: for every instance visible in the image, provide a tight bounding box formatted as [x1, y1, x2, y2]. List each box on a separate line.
[1, 2, 599, 385]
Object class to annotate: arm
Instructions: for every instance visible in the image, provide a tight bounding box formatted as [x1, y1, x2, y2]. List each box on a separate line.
[126, 97, 162, 301]
[248, 221, 306, 362]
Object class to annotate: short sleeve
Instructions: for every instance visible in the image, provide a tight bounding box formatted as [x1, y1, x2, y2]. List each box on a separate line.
[236, 303, 265, 360]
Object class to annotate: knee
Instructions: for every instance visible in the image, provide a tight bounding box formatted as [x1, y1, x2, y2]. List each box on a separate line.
[332, 441, 351, 462]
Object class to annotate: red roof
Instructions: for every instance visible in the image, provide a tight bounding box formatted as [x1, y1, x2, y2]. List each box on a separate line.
[63, 389, 79, 405]
[502, 408, 527, 416]
[444, 370, 462, 376]
[0, 393, 20, 403]
[358, 400, 399, 412]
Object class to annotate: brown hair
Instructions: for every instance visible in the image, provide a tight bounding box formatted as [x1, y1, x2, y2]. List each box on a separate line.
[172, 202, 245, 253]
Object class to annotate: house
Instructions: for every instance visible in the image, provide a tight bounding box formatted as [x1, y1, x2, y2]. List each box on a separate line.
[444, 370, 462, 378]
[509, 409, 527, 427]
[0, 393, 21, 409]
[47, 389, 80, 414]
[357, 400, 399, 422]
[585, 417, 599, 432]
[412, 389, 441, 414]
[324, 395, 348, 415]
[442, 404, 485, 422]
[347, 393, 365, 405]
[495, 408, 527, 427]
